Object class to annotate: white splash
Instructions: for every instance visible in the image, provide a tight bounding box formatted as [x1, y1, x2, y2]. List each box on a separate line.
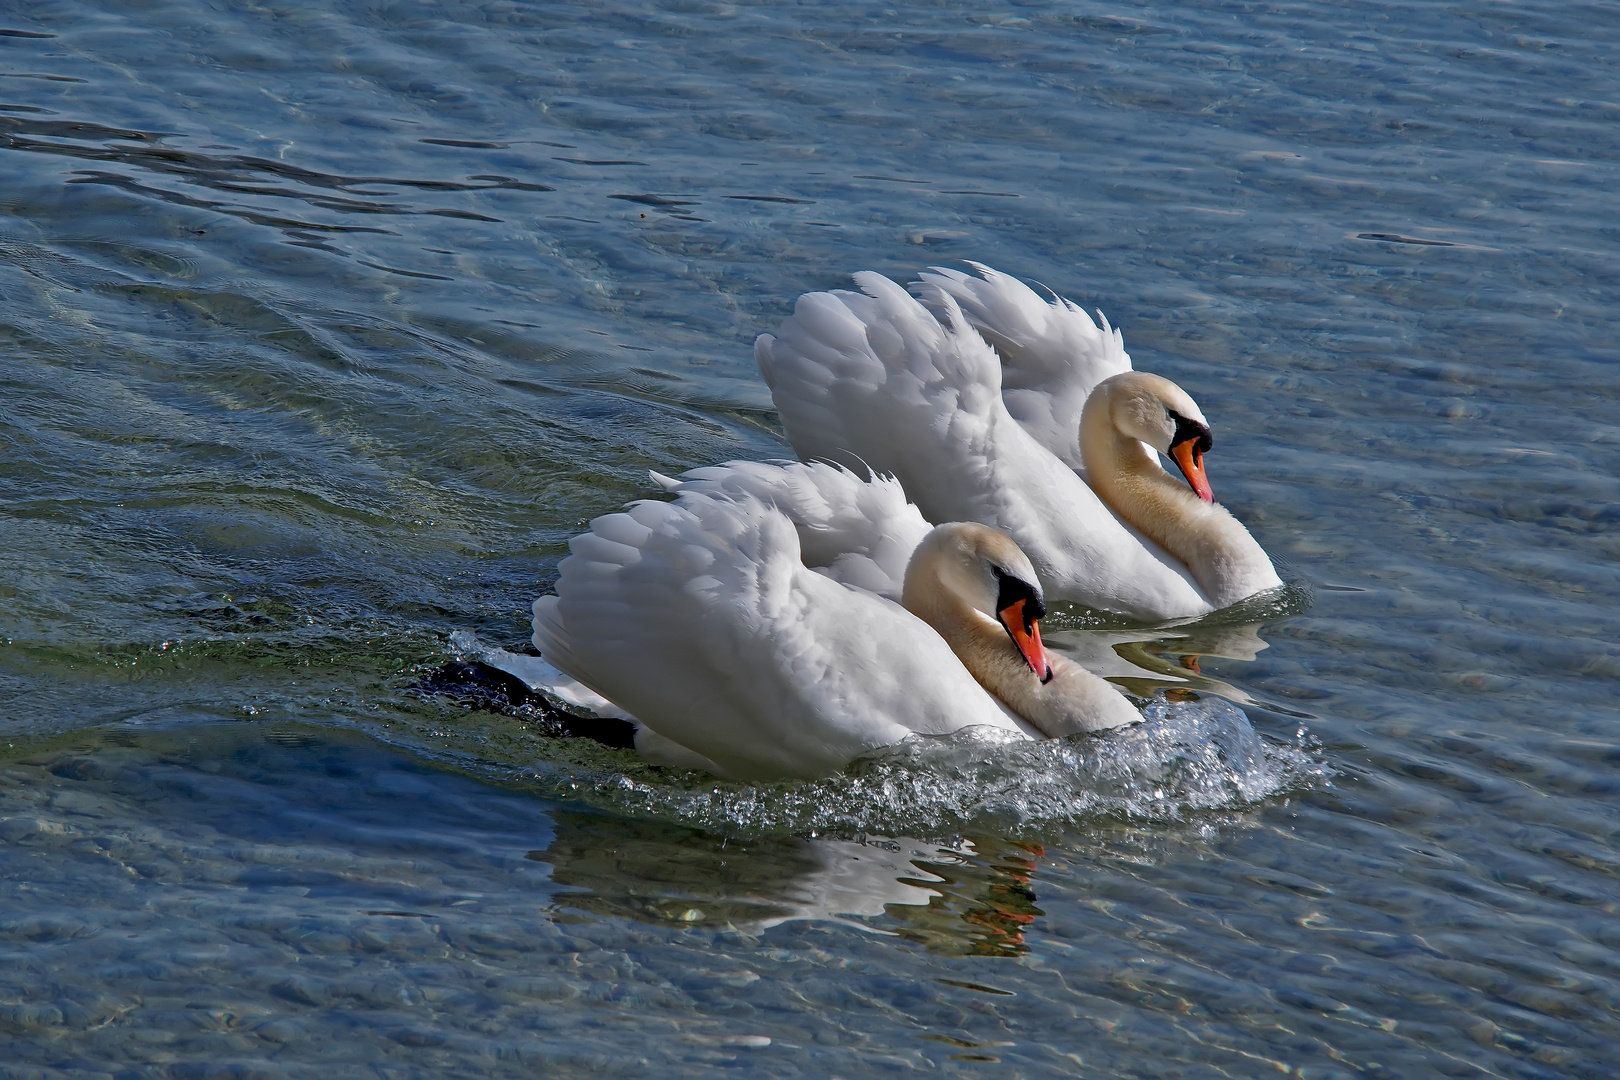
[539, 694, 1328, 839]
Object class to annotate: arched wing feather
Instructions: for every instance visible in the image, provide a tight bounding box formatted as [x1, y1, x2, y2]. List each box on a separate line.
[756, 272, 1014, 529]
[652, 459, 932, 601]
[756, 269, 1209, 620]
[913, 262, 1132, 472]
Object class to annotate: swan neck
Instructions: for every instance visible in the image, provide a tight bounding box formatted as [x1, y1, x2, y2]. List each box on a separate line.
[1079, 387, 1281, 608]
[902, 569, 1131, 736]
[1081, 392, 1213, 582]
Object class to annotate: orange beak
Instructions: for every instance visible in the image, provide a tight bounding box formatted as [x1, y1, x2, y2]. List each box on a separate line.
[997, 598, 1053, 684]
[1171, 440, 1214, 503]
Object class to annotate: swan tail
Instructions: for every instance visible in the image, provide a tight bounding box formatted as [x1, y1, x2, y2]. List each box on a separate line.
[425, 619, 631, 721]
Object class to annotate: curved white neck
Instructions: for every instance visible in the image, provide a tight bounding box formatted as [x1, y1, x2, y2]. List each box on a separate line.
[901, 582, 1137, 736]
[1080, 395, 1279, 609]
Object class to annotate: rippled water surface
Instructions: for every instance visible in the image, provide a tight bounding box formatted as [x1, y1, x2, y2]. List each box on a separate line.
[3, 1, 1619, 1076]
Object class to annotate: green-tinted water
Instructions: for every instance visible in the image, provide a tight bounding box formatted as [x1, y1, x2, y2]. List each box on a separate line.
[3, 1, 1618, 1075]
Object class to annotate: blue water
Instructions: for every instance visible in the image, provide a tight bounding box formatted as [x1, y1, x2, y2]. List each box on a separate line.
[3, 1, 1619, 1076]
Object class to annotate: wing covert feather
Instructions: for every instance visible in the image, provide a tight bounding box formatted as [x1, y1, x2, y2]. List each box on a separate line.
[913, 262, 1132, 471]
[756, 272, 1010, 528]
[653, 459, 932, 601]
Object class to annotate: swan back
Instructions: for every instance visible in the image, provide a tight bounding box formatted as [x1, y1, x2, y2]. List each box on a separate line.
[755, 272, 1006, 523]
[651, 459, 932, 602]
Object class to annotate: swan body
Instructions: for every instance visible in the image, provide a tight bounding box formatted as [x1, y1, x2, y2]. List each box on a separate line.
[659, 461, 1142, 730]
[754, 265, 1281, 621]
[530, 464, 1138, 780]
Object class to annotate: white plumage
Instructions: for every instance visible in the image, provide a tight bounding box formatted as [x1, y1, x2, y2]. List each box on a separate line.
[916, 261, 1131, 474]
[650, 459, 932, 602]
[755, 264, 1280, 621]
[493, 263, 1286, 778]
[531, 476, 1035, 780]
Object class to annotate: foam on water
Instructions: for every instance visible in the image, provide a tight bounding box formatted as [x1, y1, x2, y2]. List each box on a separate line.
[439, 631, 1330, 838]
[490, 693, 1329, 841]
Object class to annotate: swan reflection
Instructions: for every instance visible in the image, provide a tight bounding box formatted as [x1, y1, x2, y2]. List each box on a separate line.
[1047, 620, 1271, 705]
[532, 813, 1052, 956]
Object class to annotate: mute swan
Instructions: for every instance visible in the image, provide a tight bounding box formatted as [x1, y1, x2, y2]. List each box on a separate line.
[528, 465, 1139, 780]
[754, 264, 1281, 621]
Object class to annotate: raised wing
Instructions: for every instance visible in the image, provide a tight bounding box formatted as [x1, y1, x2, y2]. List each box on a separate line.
[755, 270, 1018, 530]
[532, 489, 1018, 780]
[912, 262, 1131, 472]
[651, 459, 932, 602]
[756, 269, 1209, 620]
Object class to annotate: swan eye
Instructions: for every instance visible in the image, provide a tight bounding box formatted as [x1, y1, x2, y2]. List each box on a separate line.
[991, 567, 1046, 624]
[1166, 409, 1213, 454]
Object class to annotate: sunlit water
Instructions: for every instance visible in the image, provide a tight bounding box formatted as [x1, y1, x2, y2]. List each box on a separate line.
[3, 1, 1618, 1076]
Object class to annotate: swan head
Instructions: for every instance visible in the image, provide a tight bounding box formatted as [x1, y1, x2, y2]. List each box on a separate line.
[902, 523, 1053, 684]
[1096, 371, 1215, 503]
